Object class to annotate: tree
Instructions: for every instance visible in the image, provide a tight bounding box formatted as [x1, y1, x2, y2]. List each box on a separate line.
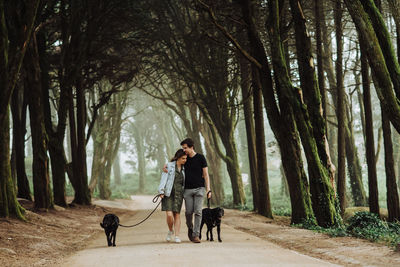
[0, 0, 40, 219]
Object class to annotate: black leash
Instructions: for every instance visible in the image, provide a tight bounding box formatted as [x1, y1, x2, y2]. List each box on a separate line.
[118, 194, 162, 228]
[207, 191, 212, 208]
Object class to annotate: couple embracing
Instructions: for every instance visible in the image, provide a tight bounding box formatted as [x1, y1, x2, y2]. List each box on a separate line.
[157, 138, 211, 243]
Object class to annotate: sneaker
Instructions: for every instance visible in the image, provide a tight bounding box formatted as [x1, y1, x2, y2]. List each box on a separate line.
[166, 230, 174, 242]
[188, 228, 193, 241]
[192, 236, 201, 243]
[174, 236, 181, 243]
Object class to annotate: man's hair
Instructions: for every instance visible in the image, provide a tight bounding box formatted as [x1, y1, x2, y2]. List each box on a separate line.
[180, 138, 194, 148]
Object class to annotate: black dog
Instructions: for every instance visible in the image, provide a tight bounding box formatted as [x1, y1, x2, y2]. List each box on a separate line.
[100, 214, 119, 247]
[199, 207, 224, 242]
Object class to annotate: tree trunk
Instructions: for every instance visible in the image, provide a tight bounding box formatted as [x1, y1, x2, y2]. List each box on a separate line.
[0, 0, 39, 219]
[240, 59, 258, 211]
[219, 134, 246, 207]
[253, 77, 272, 218]
[241, 0, 315, 224]
[344, 115, 367, 206]
[382, 110, 400, 221]
[0, 109, 25, 219]
[335, 0, 346, 215]
[361, 45, 380, 213]
[202, 125, 224, 206]
[133, 127, 146, 194]
[25, 38, 53, 210]
[38, 29, 68, 207]
[11, 83, 31, 200]
[315, 0, 326, 126]
[280, 162, 289, 197]
[113, 153, 121, 185]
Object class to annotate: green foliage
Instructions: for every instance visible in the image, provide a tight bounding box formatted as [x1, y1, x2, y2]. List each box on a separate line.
[346, 211, 400, 247]
[222, 193, 251, 210]
[293, 211, 400, 248]
[292, 217, 348, 237]
[272, 207, 291, 217]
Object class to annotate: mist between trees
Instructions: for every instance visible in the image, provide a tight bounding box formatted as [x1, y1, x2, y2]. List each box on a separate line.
[1, 0, 400, 228]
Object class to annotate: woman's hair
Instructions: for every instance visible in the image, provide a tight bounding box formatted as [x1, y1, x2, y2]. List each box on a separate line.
[171, 149, 186, 161]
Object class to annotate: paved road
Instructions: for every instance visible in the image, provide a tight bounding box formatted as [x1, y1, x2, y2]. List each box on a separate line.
[61, 196, 340, 267]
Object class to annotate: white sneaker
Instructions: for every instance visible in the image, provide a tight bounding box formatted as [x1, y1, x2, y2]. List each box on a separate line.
[174, 236, 181, 243]
[166, 230, 174, 242]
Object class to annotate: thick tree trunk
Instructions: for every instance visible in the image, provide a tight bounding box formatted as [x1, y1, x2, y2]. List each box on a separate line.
[11, 84, 31, 200]
[290, 0, 338, 225]
[0, 109, 26, 219]
[382, 110, 400, 221]
[253, 79, 272, 218]
[0, 0, 39, 219]
[241, 0, 315, 224]
[25, 39, 53, 210]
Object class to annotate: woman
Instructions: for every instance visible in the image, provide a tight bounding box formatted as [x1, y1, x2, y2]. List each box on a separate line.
[158, 149, 187, 243]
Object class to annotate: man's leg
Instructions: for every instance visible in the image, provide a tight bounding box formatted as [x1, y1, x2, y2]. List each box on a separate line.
[192, 187, 205, 238]
[183, 189, 194, 240]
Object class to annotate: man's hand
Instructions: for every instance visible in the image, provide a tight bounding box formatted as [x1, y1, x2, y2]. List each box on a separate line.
[160, 194, 164, 199]
[207, 190, 212, 199]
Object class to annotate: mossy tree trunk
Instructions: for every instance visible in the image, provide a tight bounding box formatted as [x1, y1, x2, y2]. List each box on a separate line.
[287, 0, 338, 226]
[253, 74, 271, 218]
[0, 0, 39, 219]
[11, 83, 31, 201]
[382, 109, 400, 221]
[240, 0, 315, 224]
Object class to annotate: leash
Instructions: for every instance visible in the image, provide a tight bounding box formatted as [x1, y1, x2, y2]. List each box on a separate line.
[207, 191, 212, 208]
[118, 194, 162, 228]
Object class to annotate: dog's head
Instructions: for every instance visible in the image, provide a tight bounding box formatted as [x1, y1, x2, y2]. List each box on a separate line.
[215, 207, 224, 220]
[100, 213, 119, 229]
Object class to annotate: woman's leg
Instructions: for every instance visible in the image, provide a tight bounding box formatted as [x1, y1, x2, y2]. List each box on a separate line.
[166, 211, 174, 231]
[173, 212, 181, 237]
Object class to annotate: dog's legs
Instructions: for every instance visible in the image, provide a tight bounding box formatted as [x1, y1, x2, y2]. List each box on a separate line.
[112, 230, 117, 247]
[206, 225, 210, 240]
[209, 226, 214, 241]
[107, 231, 112, 246]
[217, 224, 222, 242]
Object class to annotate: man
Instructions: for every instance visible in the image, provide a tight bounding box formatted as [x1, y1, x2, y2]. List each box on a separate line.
[180, 138, 211, 243]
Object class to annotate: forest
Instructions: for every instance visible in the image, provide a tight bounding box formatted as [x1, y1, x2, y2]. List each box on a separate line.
[1, 0, 400, 242]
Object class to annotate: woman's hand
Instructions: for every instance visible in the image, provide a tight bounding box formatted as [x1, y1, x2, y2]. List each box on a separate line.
[160, 194, 164, 199]
[162, 164, 168, 173]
